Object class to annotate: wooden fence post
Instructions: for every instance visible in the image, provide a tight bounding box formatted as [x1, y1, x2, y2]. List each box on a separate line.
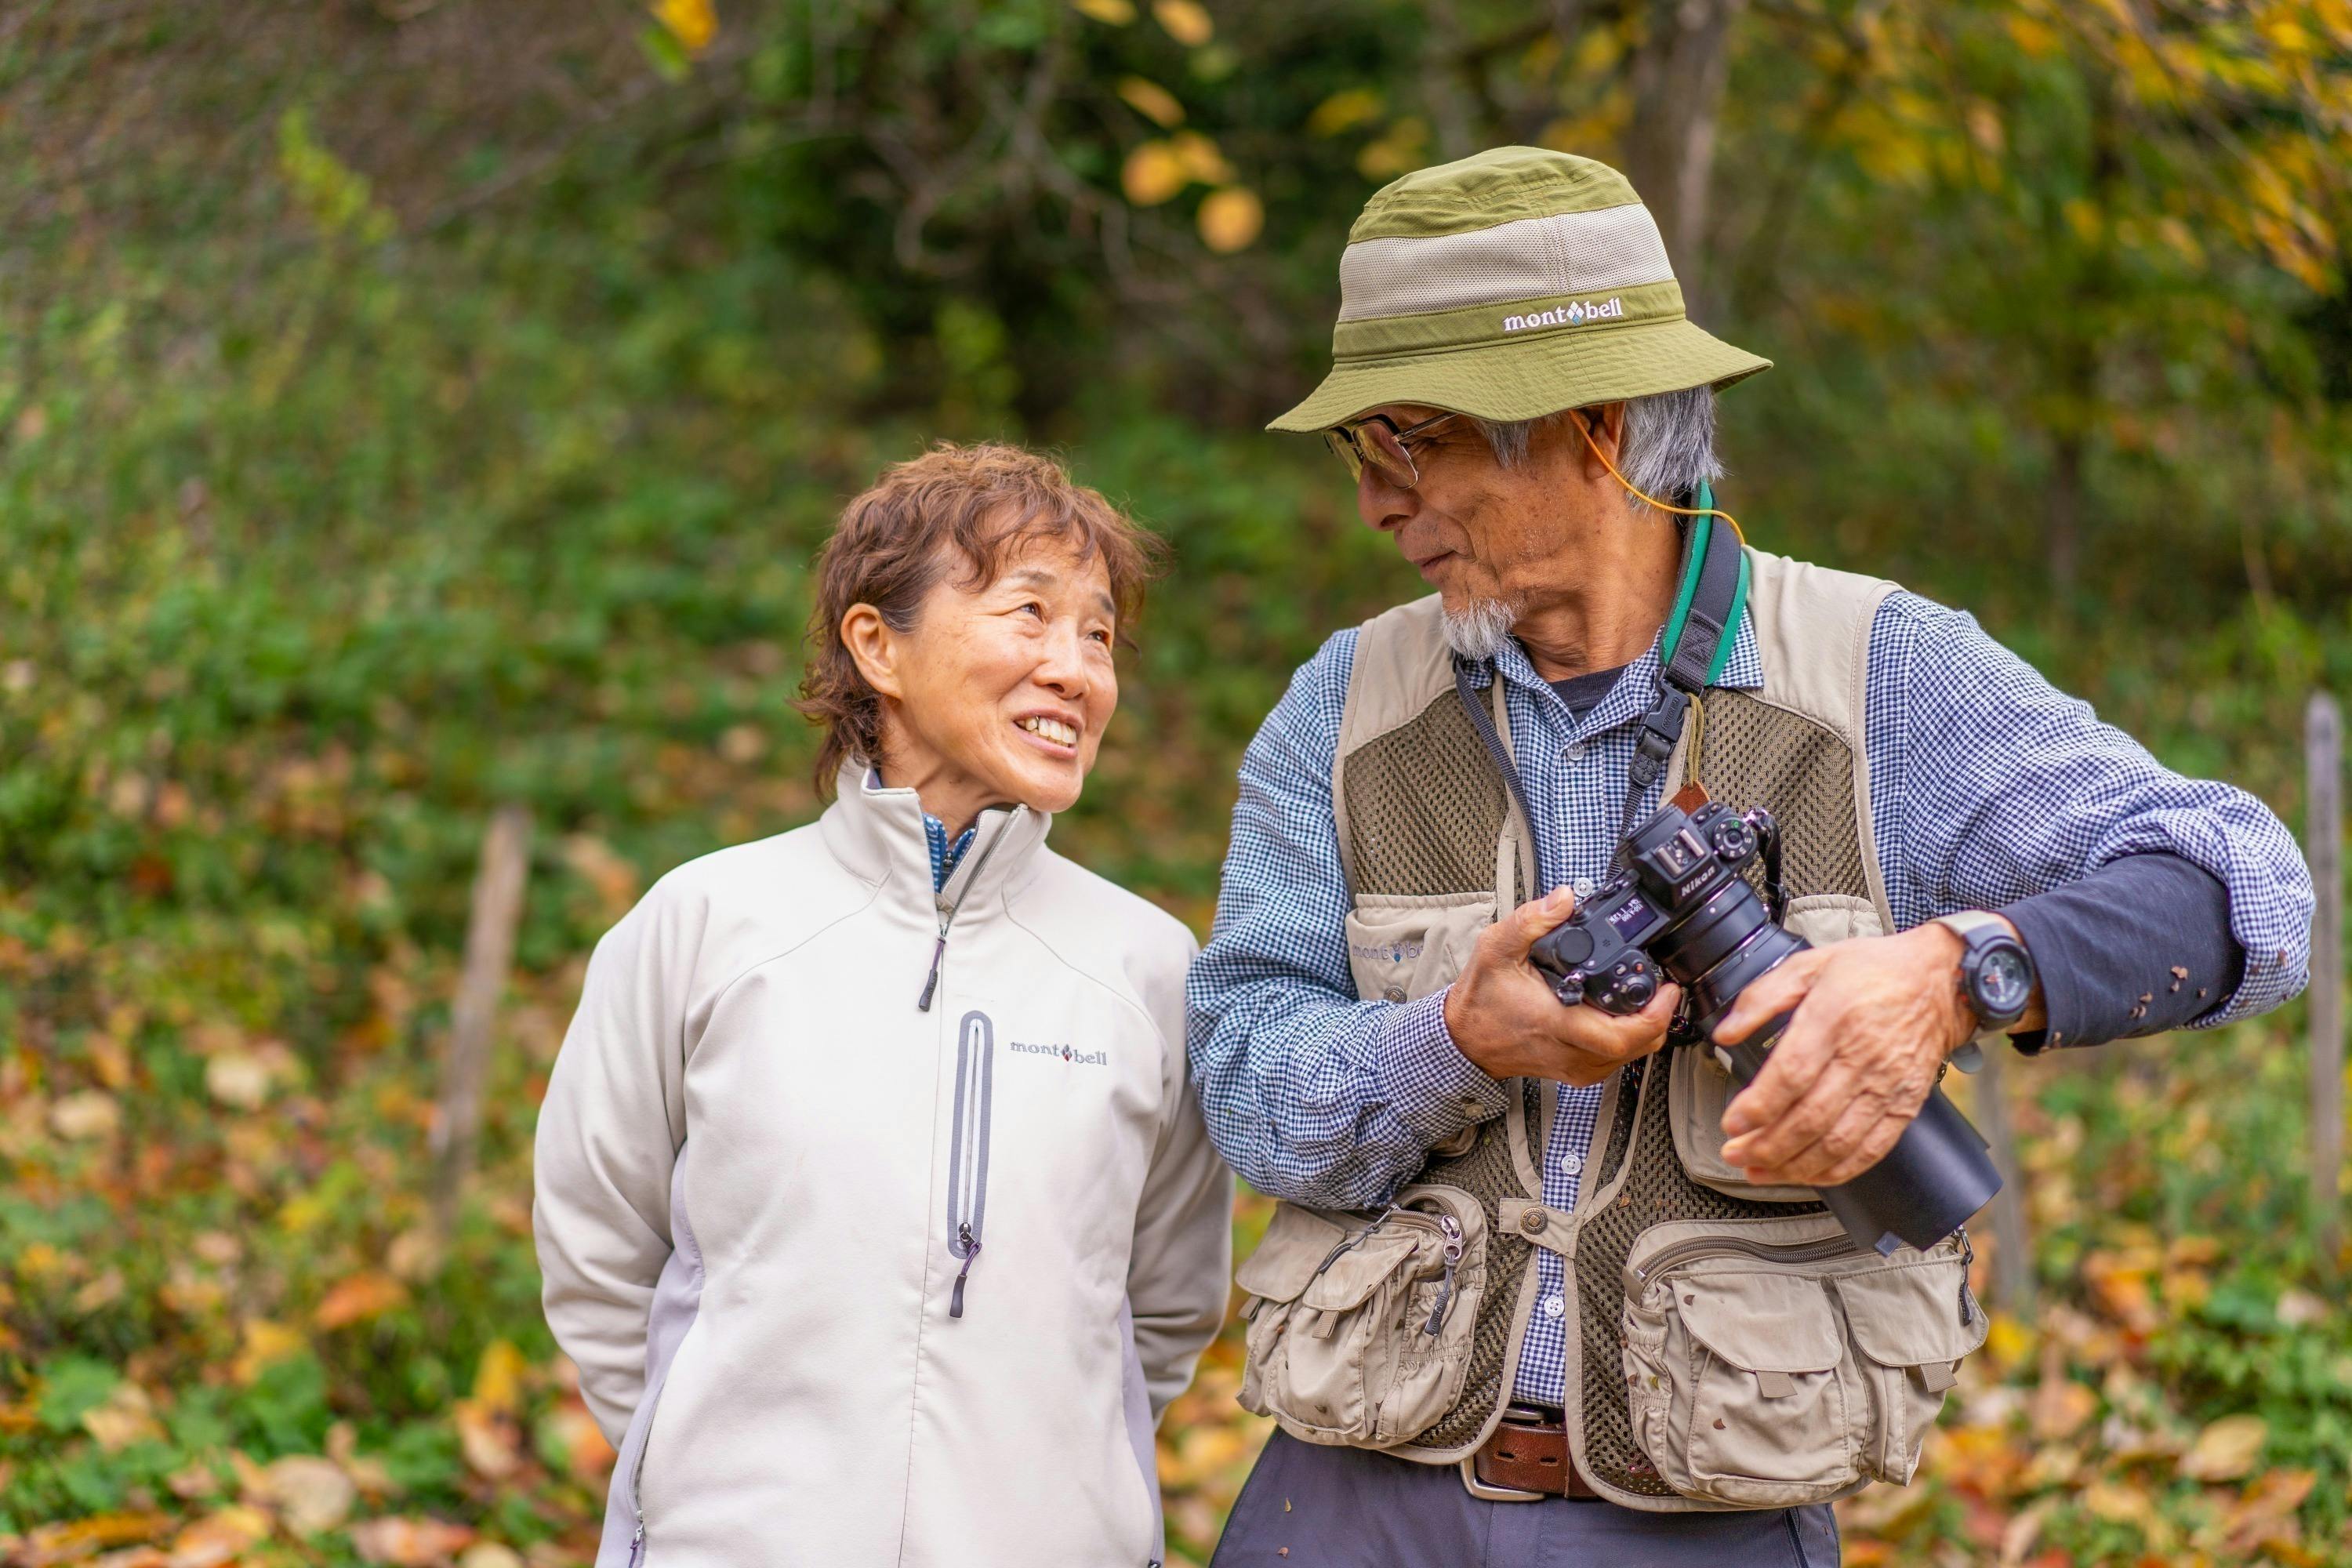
[2309, 694, 2343, 1263]
[1973, 1044, 2036, 1316]
[432, 804, 535, 1236]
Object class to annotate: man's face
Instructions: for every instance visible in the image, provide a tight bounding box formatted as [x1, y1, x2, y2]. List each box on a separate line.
[1348, 402, 1609, 619]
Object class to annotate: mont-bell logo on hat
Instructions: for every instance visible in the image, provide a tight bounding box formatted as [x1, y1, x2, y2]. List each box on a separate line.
[1501, 297, 1624, 333]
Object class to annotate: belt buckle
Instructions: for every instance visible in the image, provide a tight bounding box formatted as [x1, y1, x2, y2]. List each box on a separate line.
[1460, 1457, 1549, 1503]
[1461, 1404, 1561, 1504]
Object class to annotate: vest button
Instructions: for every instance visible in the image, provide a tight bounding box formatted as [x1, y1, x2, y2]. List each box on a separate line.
[1519, 1207, 1548, 1236]
[1381, 985, 1406, 1004]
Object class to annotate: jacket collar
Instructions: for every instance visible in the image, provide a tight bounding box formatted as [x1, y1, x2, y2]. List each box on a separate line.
[818, 762, 1053, 915]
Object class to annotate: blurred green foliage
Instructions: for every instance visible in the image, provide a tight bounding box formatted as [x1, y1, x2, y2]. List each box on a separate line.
[2, 0, 2350, 1563]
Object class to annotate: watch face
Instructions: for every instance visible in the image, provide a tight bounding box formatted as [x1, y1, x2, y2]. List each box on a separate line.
[1978, 946, 2034, 1015]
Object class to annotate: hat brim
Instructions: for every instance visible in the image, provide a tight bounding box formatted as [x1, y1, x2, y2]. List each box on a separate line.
[1268, 318, 1770, 433]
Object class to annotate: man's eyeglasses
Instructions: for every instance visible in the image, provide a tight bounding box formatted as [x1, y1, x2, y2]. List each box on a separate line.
[1322, 410, 1465, 489]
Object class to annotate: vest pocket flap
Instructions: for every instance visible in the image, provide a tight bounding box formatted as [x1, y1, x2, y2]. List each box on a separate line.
[1236, 1203, 1354, 1303]
[1676, 1272, 1846, 1373]
[1299, 1232, 1425, 1312]
[1832, 1265, 1988, 1369]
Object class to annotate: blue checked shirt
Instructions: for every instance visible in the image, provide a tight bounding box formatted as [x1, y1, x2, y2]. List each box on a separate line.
[1186, 589, 2313, 1410]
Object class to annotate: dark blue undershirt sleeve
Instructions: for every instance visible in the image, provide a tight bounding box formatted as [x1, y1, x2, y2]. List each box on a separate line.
[1999, 851, 2245, 1053]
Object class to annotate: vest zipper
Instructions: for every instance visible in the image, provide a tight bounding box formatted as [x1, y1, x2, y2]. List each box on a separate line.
[1627, 1231, 1865, 1294]
[1422, 1213, 1465, 1334]
[917, 810, 1021, 1011]
[946, 1010, 996, 1317]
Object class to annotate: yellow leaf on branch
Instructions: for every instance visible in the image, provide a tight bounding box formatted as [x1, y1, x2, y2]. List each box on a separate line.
[1122, 143, 1188, 205]
[1070, 0, 1136, 23]
[1197, 188, 1263, 252]
[1117, 78, 1185, 129]
[1152, 0, 1214, 46]
[651, 0, 717, 56]
[1308, 89, 1383, 137]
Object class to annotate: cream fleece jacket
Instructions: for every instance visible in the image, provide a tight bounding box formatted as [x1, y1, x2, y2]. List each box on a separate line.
[534, 768, 1232, 1567]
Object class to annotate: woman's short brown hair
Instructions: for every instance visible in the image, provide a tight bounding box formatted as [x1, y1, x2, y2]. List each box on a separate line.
[797, 442, 1164, 797]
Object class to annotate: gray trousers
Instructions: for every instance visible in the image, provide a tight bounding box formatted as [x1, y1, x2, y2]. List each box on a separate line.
[1210, 1432, 1841, 1568]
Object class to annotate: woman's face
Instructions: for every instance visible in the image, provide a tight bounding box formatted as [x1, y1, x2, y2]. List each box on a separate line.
[851, 535, 1120, 828]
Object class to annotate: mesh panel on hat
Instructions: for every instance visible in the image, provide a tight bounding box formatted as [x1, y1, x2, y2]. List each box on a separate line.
[1338, 204, 1675, 323]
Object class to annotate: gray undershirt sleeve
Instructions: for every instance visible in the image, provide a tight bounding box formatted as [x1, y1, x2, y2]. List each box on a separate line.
[1998, 851, 2244, 1052]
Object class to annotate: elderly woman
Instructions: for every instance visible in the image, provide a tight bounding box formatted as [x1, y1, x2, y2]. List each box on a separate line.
[533, 443, 1232, 1568]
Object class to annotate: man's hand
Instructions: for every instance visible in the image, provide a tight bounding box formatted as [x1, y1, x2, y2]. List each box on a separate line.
[1444, 886, 1680, 1086]
[1713, 923, 1996, 1186]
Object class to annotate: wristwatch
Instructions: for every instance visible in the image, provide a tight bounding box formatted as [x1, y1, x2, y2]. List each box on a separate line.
[1931, 910, 2037, 1032]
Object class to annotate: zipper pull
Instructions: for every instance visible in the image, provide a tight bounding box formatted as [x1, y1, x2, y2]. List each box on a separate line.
[1958, 1230, 1976, 1325]
[627, 1516, 645, 1567]
[916, 935, 946, 1011]
[949, 1222, 981, 1317]
[1423, 1216, 1465, 1335]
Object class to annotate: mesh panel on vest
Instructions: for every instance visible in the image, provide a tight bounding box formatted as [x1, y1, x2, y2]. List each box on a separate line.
[1573, 1058, 1831, 1497]
[1344, 696, 1513, 900]
[1691, 691, 1868, 901]
[1405, 1117, 1537, 1452]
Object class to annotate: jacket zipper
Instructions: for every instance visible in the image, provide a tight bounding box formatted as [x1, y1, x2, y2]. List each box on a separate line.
[626, 1518, 644, 1568]
[917, 810, 1022, 1011]
[946, 1009, 995, 1317]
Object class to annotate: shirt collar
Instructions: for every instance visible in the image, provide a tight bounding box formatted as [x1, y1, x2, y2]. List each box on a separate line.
[1467, 603, 1763, 738]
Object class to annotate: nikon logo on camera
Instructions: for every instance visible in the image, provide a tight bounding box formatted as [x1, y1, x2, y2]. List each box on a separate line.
[1501, 297, 1624, 333]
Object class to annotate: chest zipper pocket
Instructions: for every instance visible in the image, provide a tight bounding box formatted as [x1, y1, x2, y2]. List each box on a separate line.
[946, 1008, 995, 1318]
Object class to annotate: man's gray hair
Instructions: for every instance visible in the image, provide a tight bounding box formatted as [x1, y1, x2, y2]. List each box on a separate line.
[1472, 385, 1723, 508]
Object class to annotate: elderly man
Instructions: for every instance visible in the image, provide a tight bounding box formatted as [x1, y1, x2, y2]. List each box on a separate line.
[1188, 147, 2311, 1566]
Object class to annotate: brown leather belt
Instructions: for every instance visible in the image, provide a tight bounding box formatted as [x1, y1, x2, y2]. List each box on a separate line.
[1462, 1406, 1600, 1501]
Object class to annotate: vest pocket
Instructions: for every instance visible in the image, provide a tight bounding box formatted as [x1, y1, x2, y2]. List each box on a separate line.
[1236, 1185, 1486, 1447]
[1343, 893, 1496, 1004]
[1832, 1255, 1987, 1483]
[1620, 1217, 1983, 1507]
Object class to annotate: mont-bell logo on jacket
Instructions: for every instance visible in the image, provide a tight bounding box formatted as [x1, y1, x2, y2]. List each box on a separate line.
[1011, 1040, 1108, 1067]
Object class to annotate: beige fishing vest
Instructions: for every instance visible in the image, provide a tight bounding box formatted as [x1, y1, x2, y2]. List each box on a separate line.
[1234, 548, 1987, 1512]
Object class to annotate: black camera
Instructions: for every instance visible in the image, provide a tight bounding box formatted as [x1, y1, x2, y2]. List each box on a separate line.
[1530, 789, 2001, 1255]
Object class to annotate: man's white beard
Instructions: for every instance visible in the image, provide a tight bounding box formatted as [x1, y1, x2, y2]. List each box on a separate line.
[1440, 597, 1516, 662]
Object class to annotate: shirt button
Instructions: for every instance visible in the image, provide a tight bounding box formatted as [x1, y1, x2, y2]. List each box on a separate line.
[1541, 1294, 1566, 1319]
[1563, 740, 1588, 764]
[1558, 1150, 1584, 1178]
[1573, 877, 1597, 898]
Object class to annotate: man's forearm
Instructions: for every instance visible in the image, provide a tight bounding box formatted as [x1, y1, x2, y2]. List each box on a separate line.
[1996, 851, 2243, 1051]
[1186, 982, 1504, 1210]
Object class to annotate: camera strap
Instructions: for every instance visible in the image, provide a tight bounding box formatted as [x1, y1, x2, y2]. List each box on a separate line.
[1452, 485, 1750, 884]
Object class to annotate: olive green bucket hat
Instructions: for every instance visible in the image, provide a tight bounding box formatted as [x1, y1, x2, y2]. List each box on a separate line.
[1270, 147, 1771, 432]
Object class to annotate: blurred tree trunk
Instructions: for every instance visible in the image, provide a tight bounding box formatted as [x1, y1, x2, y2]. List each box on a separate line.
[1622, 0, 1746, 315]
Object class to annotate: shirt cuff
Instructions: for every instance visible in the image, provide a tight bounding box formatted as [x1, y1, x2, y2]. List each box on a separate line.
[1374, 988, 1510, 1142]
